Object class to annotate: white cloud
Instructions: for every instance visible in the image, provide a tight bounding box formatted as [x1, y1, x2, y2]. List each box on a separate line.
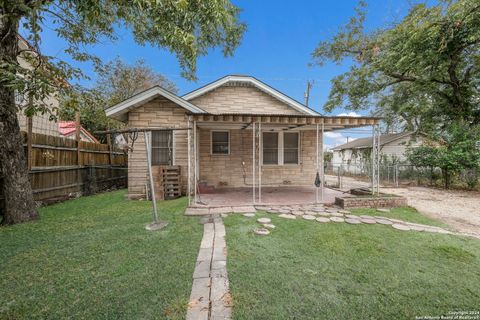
[337, 111, 362, 117]
[324, 131, 357, 148]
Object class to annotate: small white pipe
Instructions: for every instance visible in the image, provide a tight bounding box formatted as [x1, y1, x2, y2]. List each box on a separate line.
[145, 131, 158, 223]
[321, 122, 325, 202]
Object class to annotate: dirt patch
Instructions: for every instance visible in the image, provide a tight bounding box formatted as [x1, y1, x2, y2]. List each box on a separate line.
[382, 186, 480, 238]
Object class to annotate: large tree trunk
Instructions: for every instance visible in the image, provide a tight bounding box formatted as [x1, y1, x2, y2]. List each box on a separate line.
[0, 12, 38, 224]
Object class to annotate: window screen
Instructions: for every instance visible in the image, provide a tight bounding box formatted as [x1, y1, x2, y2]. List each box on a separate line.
[284, 132, 299, 164]
[263, 132, 278, 165]
[212, 131, 229, 154]
[151, 130, 173, 165]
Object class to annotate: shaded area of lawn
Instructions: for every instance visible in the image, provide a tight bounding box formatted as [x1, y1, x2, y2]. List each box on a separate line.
[225, 212, 480, 320]
[349, 207, 446, 227]
[0, 190, 200, 319]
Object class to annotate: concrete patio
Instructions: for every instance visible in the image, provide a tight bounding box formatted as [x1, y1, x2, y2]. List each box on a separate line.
[190, 186, 344, 207]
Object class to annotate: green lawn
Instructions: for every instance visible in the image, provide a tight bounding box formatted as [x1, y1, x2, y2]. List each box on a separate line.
[224, 210, 480, 320]
[0, 190, 201, 320]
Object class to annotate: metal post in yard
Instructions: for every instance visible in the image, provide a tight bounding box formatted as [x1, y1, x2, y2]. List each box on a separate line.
[193, 120, 197, 204]
[144, 131, 158, 223]
[252, 121, 256, 204]
[187, 117, 191, 206]
[315, 123, 319, 203]
[259, 121, 262, 204]
[321, 122, 324, 202]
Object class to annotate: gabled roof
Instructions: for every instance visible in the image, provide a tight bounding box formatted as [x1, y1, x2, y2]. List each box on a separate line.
[332, 132, 415, 151]
[58, 121, 99, 143]
[105, 86, 206, 122]
[182, 75, 320, 116]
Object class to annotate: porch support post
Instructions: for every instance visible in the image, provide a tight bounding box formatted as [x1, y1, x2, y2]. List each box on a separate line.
[194, 120, 197, 203]
[316, 123, 319, 203]
[144, 131, 158, 223]
[187, 116, 191, 206]
[371, 124, 380, 196]
[258, 121, 262, 203]
[252, 121, 256, 204]
[321, 122, 325, 202]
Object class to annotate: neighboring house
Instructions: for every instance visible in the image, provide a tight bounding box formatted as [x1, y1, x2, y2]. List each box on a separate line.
[58, 121, 99, 143]
[105, 75, 380, 201]
[331, 132, 425, 173]
[16, 35, 63, 138]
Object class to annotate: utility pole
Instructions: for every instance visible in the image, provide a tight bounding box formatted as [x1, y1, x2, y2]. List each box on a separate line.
[304, 80, 314, 107]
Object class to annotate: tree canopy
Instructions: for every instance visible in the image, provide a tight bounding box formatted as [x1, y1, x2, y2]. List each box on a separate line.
[312, 0, 480, 134]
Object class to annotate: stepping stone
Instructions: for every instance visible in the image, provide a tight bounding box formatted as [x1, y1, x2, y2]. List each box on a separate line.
[360, 218, 376, 224]
[345, 214, 359, 219]
[339, 210, 351, 214]
[317, 212, 331, 217]
[360, 215, 375, 219]
[185, 207, 210, 216]
[345, 218, 361, 224]
[210, 207, 232, 214]
[316, 217, 330, 223]
[257, 217, 271, 224]
[330, 217, 345, 223]
[330, 212, 344, 217]
[267, 210, 280, 214]
[389, 218, 405, 223]
[254, 228, 270, 236]
[232, 206, 256, 213]
[291, 210, 305, 216]
[408, 225, 425, 231]
[255, 206, 270, 211]
[263, 223, 276, 229]
[242, 213, 255, 218]
[392, 224, 411, 231]
[302, 214, 316, 221]
[279, 214, 296, 219]
[305, 211, 317, 216]
[311, 207, 325, 213]
[377, 208, 391, 213]
[376, 219, 393, 225]
[278, 209, 291, 214]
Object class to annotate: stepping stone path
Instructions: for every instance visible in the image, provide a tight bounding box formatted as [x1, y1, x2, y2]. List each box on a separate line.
[187, 217, 231, 320]
[316, 217, 330, 223]
[392, 223, 411, 231]
[360, 218, 377, 224]
[242, 213, 255, 218]
[376, 219, 393, 225]
[257, 217, 271, 224]
[254, 228, 270, 236]
[263, 224, 276, 229]
[330, 217, 345, 223]
[302, 214, 316, 221]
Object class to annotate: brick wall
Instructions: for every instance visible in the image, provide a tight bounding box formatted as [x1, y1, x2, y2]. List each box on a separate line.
[127, 97, 189, 199]
[190, 84, 303, 115]
[198, 129, 323, 188]
[335, 195, 408, 209]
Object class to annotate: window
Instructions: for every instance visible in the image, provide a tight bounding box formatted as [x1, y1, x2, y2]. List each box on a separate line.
[283, 132, 299, 164]
[263, 132, 278, 165]
[211, 131, 229, 154]
[152, 130, 173, 165]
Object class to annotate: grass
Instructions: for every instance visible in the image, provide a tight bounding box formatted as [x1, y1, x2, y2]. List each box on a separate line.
[0, 190, 201, 320]
[349, 206, 446, 227]
[224, 210, 480, 320]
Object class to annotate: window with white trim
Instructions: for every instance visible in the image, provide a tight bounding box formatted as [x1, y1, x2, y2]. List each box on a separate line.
[211, 131, 229, 154]
[262, 132, 299, 165]
[283, 132, 299, 164]
[152, 130, 173, 165]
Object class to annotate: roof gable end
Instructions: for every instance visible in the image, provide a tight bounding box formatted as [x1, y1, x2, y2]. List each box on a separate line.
[182, 75, 320, 116]
[105, 86, 206, 122]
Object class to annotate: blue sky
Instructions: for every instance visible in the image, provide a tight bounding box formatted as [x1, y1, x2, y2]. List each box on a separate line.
[30, 0, 416, 149]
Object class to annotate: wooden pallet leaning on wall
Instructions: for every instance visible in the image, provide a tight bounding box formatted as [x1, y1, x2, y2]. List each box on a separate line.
[161, 166, 181, 200]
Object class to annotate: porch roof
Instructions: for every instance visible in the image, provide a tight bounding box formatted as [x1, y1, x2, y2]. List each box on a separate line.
[189, 113, 381, 131]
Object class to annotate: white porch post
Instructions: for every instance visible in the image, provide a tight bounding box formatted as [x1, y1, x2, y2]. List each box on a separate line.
[252, 121, 256, 204]
[194, 120, 197, 203]
[187, 117, 191, 205]
[321, 122, 325, 202]
[315, 123, 319, 203]
[144, 131, 158, 223]
[259, 121, 262, 203]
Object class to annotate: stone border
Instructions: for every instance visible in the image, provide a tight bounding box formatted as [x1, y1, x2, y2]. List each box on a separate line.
[335, 195, 408, 209]
[187, 217, 232, 320]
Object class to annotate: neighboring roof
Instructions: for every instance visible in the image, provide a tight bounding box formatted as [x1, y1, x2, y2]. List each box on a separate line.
[105, 86, 207, 122]
[182, 75, 320, 116]
[332, 132, 415, 151]
[59, 121, 99, 143]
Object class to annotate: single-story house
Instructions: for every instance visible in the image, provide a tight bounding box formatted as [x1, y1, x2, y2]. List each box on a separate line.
[105, 75, 380, 205]
[331, 131, 425, 173]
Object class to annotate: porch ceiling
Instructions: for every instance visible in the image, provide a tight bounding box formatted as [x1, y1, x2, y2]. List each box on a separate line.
[190, 113, 381, 131]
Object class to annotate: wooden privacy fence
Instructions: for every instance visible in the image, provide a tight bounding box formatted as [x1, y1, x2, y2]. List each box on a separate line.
[0, 131, 128, 215]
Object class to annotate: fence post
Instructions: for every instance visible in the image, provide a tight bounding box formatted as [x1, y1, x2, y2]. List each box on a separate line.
[106, 133, 113, 165]
[75, 112, 81, 166]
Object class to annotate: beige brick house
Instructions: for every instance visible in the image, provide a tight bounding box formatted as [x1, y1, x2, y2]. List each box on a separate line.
[106, 75, 380, 205]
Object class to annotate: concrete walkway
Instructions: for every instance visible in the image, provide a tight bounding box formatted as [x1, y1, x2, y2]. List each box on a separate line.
[187, 217, 231, 320]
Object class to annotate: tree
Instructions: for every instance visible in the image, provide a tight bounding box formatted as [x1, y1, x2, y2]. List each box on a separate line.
[59, 58, 178, 142]
[311, 0, 480, 133]
[0, 0, 245, 225]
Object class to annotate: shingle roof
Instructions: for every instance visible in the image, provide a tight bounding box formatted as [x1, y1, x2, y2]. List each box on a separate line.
[332, 132, 413, 151]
